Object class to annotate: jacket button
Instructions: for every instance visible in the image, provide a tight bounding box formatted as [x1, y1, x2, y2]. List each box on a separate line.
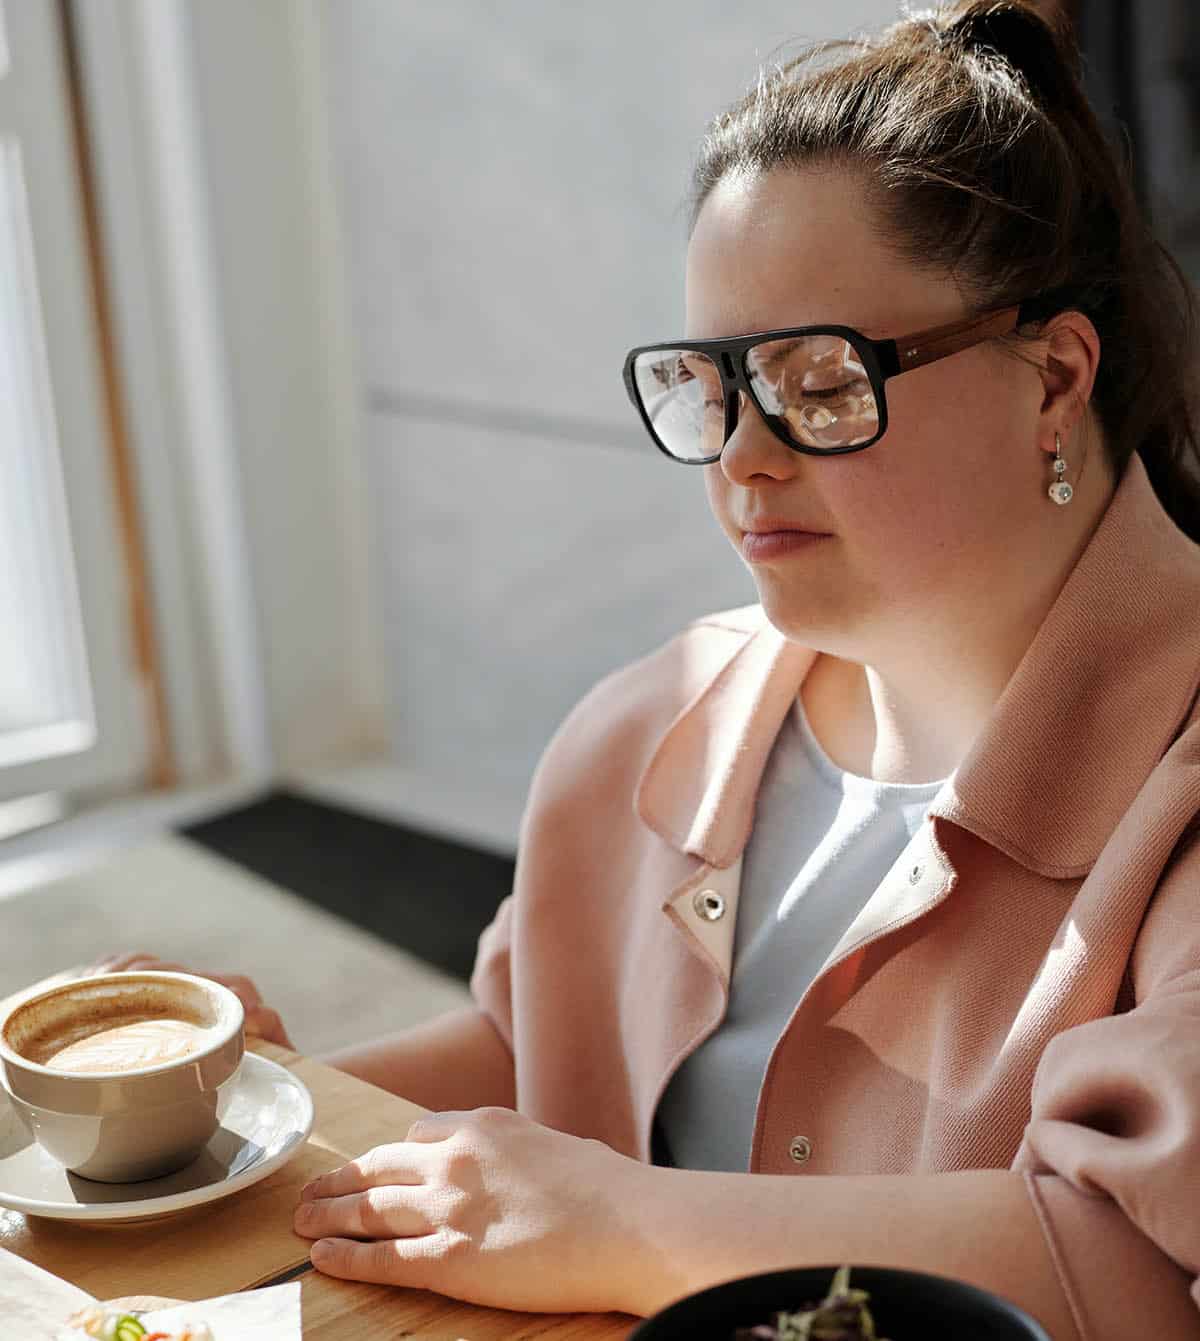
[692, 889, 726, 921]
[908, 863, 924, 885]
[789, 1135, 813, 1165]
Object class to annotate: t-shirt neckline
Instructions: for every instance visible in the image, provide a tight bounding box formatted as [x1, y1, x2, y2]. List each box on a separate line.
[791, 695, 950, 801]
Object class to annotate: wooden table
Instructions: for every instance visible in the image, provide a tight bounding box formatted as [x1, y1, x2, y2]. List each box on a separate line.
[1, 1039, 636, 1339]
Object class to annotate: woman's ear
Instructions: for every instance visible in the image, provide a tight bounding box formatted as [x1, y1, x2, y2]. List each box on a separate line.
[1034, 309, 1101, 450]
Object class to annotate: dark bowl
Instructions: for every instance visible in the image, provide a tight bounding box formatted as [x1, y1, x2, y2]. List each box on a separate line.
[629, 1265, 1054, 1340]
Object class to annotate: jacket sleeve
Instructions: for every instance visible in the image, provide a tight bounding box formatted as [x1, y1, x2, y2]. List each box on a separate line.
[465, 618, 735, 1082]
[1013, 821, 1200, 1341]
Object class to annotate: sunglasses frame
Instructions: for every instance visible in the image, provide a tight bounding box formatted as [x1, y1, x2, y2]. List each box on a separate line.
[622, 298, 1043, 463]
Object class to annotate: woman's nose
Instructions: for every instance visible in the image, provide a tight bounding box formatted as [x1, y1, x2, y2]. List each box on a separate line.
[719, 389, 803, 484]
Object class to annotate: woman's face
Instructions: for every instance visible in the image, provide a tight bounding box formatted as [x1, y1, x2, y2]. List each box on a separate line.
[687, 167, 1054, 661]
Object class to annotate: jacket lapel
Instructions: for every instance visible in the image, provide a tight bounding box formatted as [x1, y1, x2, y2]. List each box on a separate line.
[635, 622, 815, 868]
[661, 856, 744, 985]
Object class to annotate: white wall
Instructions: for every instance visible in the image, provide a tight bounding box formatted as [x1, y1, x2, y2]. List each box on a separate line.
[320, 1, 902, 848]
[183, 0, 389, 771]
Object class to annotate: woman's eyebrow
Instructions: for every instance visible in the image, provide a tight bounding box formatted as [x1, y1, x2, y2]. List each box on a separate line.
[757, 334, 852, 363]
[754, 338, 804, 368]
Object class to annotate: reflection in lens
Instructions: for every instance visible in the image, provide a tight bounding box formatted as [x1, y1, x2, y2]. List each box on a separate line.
[633, 349, 724, 462]
[746, 335, 877, 448]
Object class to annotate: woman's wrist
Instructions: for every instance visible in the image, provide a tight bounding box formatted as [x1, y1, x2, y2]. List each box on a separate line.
[605, 1161, 727, 1316]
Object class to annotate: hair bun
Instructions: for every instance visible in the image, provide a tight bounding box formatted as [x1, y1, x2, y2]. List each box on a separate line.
[941, 1, 1076, 104]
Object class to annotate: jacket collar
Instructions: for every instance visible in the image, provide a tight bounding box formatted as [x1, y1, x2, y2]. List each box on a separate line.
[636, 451, 1200, 879]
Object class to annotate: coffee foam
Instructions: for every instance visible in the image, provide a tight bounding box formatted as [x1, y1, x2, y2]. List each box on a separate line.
[4, 978, 221, 1074]
[25, 1013, 212, 1072]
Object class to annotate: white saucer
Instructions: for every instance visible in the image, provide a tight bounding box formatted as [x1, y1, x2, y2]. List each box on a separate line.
[0, 1052, 313, 1224]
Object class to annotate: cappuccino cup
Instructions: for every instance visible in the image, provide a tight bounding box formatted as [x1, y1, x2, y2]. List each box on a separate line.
[0, 971, 244, 1183]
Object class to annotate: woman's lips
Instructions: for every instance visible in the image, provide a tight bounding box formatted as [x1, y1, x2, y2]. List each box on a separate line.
[740, 529, 831, 563]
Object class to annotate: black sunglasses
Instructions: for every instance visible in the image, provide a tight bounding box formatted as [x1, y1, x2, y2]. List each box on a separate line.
[622, 298, 1044, 463]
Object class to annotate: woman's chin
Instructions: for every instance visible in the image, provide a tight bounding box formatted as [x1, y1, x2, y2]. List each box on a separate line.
[753, 586, 847, 648]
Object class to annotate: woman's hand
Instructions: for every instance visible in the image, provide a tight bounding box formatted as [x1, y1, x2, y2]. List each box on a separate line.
[293, 1107, 660, 1315]
[88, 951, 294, 1049]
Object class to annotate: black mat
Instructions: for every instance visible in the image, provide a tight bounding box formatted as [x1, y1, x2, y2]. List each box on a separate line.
[179, 790, 514, 983]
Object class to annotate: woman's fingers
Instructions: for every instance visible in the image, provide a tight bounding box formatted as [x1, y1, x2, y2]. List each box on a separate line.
[296, 1146, 432, 1251]
[308, 1233, 449, 1285]
[300, 1145, 425, 1203]
[87, 949, 195, 981]
[91, 955, 265, 1010]
[88, 951, 142, 972]
[89, 952, 187, 974]
[294, 1186, 429, 1242]
[243, 1005, 294, 1049]
[202, 973, 264, 1009]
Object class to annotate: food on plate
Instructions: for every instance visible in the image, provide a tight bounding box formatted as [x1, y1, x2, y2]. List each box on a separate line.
[732, 1265, 890, 1340]
[65, 1306, 213, 1341]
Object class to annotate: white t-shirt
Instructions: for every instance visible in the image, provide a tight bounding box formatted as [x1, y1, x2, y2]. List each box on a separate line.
[655, 693, 949, 1171]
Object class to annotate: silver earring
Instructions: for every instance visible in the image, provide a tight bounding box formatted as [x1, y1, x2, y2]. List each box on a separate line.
[1048, 432, 1073, 505]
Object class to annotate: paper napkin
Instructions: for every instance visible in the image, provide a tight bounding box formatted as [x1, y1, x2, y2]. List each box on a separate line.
[0, 1245, 301, 1337]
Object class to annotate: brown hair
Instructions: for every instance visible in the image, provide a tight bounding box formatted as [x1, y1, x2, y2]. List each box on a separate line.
[687, 0, 1200, 542]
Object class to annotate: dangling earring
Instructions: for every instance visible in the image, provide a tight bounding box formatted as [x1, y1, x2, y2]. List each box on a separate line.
[1048, 432, 1073, 505]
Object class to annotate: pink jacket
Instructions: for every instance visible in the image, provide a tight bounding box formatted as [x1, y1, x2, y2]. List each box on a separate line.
[470, 448, 1200, 1340]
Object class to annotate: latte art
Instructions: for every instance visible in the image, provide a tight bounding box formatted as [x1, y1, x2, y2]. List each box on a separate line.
[33, 1015, 211, 1073]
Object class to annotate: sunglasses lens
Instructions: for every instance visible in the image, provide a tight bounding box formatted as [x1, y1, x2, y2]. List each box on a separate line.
[631, 348, 726, 462]
[746, 335, 878, 449]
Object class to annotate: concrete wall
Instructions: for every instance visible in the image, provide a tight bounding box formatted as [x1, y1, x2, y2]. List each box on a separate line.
[322, 1, 901, 842]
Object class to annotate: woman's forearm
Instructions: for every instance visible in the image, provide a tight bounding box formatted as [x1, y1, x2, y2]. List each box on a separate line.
[620, 1166, 1078, 1339]
[318, 1005, 516, 1112]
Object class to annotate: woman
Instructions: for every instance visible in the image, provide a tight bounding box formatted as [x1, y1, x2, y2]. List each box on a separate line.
[107, 2, 1200, 1336]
